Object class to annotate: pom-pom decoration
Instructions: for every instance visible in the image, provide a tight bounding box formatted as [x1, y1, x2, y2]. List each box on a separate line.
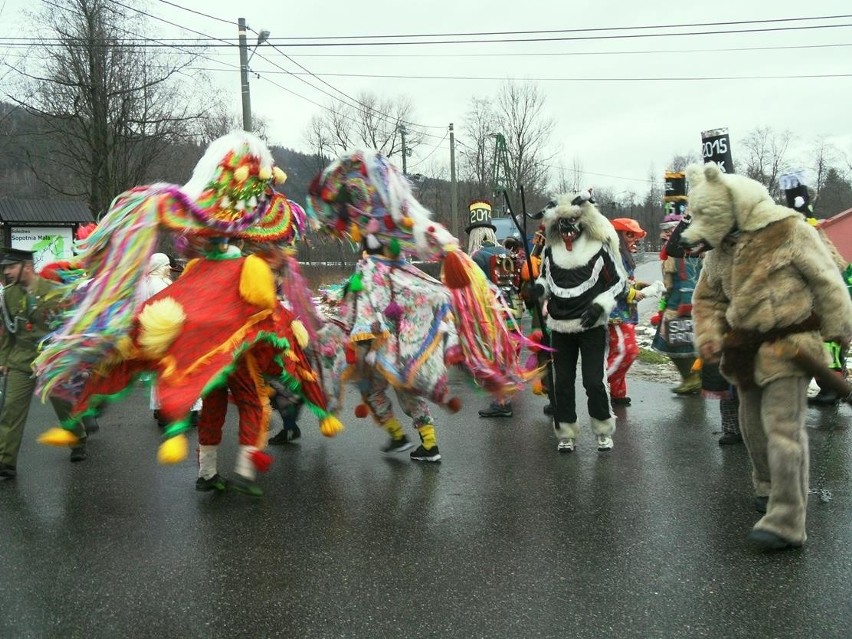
[37, 427, 80, 447]
[441, 250, 470, 289]
[320, 415, 345, 437]
[158, 434, 189, 464]
[345, 344, 357, 365]
[137, 297, 186, 359]
[290, 319, 309, 349]
[354, 403, 369, 418]
[348, 272, 363, 293]
[383, 300, 403, 322]
[388, 238, 401, 258]
[251, 450, 274, 472]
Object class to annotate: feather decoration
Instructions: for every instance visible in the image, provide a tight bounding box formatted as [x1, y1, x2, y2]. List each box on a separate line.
[33, 186, 166, 399]
[446, 255, 540, 397]
[278, 255, 324, 340]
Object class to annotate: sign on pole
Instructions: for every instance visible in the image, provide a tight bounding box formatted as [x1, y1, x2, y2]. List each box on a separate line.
[700, 128, 734, 174]
[10, 226, 74, 270]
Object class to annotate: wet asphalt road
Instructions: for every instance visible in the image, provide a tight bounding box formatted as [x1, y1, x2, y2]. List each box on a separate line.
[1, 375, 851, 639]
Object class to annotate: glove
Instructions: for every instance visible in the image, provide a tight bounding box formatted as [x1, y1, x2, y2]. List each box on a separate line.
[580, 303, 604, 329]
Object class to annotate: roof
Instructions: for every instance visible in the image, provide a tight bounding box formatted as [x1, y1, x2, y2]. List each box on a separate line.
[0, 199, 94, 224]
[820, 207, 852, 229]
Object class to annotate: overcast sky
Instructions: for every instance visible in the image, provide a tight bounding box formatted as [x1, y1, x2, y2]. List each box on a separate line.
[2, 0, 851, 196]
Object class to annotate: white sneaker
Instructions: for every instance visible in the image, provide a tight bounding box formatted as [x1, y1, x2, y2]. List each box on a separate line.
[557, 438, 575, 453]
[597, 435, 614, 451]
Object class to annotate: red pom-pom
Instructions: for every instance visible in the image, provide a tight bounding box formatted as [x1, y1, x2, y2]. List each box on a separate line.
[444, 345, 464, 366]
[383, 215, 396, 230]
[447, 397, 462, 413]
[442, 251, 470, 289]
[74, 223, 97, 241]
[335, 217, 348, 232]
[354, 404, 369, 418]
[427, 225, 435, 233]
[650, 311, 662, 326]
[345, 344, 357, 364]
[250, 450, 274, 473]
[39, 261, 72, 282]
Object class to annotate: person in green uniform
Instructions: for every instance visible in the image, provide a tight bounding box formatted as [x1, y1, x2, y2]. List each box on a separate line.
[0, 248, 86, 479]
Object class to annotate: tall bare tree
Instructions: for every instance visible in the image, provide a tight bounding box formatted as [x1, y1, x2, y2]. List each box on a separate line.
[494, 81, 556, 204]
[8, 0, 206, 215]
[553, 156, 584, 195]
[307, 92, 421, 162]
[667, 152, 701, 172]
[302, 113, 333, 173]
[739, 127, 794, 197]
[459, 97, 498, 199]
[809, 137, 838, 197]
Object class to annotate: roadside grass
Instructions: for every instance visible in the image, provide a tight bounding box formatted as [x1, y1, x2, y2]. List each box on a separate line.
[637, 348, 670, 365]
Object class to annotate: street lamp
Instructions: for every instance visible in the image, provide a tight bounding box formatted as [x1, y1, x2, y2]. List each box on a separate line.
[249, 30, 270, 64]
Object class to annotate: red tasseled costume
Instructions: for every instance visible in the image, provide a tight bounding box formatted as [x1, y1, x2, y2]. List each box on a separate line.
[70, 257, 329, 426]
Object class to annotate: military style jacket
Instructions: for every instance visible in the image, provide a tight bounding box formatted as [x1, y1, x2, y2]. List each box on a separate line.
[0, 277, 63, 374]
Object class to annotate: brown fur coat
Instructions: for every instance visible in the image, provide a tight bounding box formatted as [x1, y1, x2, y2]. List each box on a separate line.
[693, 216, 852, 386]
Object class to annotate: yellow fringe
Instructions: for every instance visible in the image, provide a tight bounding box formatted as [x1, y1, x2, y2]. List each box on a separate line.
[138, 297, 186, 359]
[37, 427, 80, 447]
[291, 319, 309, 349]
[320, 415, 345, 437]
[239, 254, 277, 309]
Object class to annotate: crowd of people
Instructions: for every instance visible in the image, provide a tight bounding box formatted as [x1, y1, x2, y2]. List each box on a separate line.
[1, 135, 850, 552]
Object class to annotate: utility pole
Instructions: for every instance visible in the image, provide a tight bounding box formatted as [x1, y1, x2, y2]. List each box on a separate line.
[238, 17, 252, 133]
[399, 125, 408, 174]
[449, 123, 458, 238]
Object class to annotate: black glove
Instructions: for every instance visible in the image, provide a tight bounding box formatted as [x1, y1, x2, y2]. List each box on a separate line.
[580, 303, 604, 329]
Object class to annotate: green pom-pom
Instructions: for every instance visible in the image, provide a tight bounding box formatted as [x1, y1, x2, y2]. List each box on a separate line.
[348, 272, 363, 293]
[388, 238, 401, 258]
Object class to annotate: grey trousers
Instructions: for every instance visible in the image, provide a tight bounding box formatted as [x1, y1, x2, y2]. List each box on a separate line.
[738, 376, 809, 544]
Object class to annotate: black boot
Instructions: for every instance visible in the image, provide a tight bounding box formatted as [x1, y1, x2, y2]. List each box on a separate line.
[70, 442, 88, 462]
[478, 402, 513, 418]
[809, 389, 839, 406]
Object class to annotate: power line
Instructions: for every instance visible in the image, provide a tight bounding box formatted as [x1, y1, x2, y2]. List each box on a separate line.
[260, 40, 446, 132]
[250, 50, 448, 143]
[407, 131, 450, 169]
[188, 67, 852, 83]
[264, 42, 852, 58]
[102, 0, 450, 140]
[3, 18, 852, 49]
[228, 22, 852, 47]
[253, 13, 852, 40]
[152, 0, 234, 27]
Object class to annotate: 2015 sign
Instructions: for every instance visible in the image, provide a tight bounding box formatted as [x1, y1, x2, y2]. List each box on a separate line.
[700, 128, 734, 174]
[702, 137, 728, 159]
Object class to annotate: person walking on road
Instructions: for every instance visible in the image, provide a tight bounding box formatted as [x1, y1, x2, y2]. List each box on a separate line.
[0, 248, 87, 479]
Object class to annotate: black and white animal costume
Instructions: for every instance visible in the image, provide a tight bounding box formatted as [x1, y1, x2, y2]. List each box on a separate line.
[535, 191, 627, 451]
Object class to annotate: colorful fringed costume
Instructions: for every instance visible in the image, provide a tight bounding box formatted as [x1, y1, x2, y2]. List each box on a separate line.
[33, 132, 339, 474]
[306, 150, 538, 460]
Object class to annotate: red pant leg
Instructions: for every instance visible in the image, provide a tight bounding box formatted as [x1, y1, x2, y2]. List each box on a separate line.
[607, 323, 639, 399]
[198, 385, 228, 445]
[227, 356, 266, 447]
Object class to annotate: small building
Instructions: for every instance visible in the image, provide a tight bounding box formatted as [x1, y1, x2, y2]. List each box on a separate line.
[0, 199, 94, 269]
[820, 208, 852, 263]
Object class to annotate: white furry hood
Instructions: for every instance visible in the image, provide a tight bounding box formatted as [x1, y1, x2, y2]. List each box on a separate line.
[543, 192, 620, 253]
[685, 162, 799, 233]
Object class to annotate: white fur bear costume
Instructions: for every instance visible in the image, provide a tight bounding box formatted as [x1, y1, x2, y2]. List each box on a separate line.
[683, 162, 852, 549]
[535, 192, 627, 452]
